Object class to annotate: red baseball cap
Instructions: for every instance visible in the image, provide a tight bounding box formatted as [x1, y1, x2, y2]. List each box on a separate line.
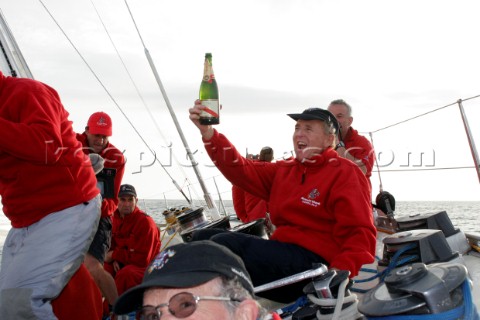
[87, 112, 112, 136]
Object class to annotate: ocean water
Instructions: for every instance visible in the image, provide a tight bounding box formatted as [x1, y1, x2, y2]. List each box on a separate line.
[137, 199, 480, 234]
[1, 200, 479, 235]
[1, 200, 479, 262]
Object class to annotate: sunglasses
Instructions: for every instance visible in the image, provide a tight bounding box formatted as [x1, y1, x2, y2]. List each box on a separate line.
[136, 292, 241, 319]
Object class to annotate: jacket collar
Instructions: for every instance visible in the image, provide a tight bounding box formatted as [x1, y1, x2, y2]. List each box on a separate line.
[298, 147, 337, 167]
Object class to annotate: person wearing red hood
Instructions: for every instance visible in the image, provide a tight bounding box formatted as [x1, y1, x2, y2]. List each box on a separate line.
[189, 101, 376, 303]
[76, 111, 126, 308]
[0, 72, 101, 318]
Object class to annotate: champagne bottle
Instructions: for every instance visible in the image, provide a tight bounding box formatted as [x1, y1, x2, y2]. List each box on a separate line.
[199, 53, 219, 125]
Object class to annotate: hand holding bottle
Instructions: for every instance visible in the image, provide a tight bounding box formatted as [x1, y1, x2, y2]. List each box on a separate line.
[189, 100, 214, 140]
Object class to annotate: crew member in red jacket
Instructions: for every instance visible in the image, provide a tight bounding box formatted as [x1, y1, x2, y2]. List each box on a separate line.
[232, 146, 274, 223]
[189, 102, 376, 302]
[0, 72, 101, 318]
[327, 99, 375, 189]
[105, 184, 161, 296]
[77, 111, 125, 306]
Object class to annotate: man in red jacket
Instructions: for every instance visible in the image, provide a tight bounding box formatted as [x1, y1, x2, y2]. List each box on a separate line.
[232, 146, 274, 223]
[189, 101, 376, 302]
[0, 72, 101, 318]
[105, 184, 161, 296]
[77, 111, 126, 307]
[327, 99, 375, 189]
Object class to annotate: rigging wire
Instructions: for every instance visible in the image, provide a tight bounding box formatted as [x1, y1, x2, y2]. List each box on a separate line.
[370, 94, 480, 134]
[369, 132, 384, 192]
[367, 94, 480, 193]
[89, 0, 166, 146]
[88, 0, 200, 202]
[374, 165, 476, 172]
[37, 0, 192, 203]
[122, 0, 221, 219]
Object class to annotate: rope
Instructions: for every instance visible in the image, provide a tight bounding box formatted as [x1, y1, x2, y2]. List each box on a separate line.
[306, 277, 361, 320]
[277, 279, 362, 320]
[159, 226, 180, 252]
[472, 244, 480, 253]
[278, 295, 309, 314]
[351, 243, 418, 292]
[160, 222, 175, 242]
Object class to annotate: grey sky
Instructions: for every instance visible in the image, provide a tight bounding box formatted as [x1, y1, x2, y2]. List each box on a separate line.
[1, 0, 479, 201]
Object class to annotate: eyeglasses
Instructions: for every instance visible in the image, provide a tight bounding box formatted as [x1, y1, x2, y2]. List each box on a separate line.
[135, 292, 241, 319]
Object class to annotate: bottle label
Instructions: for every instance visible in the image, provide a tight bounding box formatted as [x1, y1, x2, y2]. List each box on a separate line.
[203, 74, 215, 83]
[200, 99, 219, 118]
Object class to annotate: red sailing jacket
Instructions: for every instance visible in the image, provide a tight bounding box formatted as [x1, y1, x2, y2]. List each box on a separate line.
[110, 207, 161, 268]
[77, 132, 125, 218]
[232, 185, 268, 223]
[203, 130, 376, 276]
[343, 127, 375, 181]
[0, 72, 99, 228]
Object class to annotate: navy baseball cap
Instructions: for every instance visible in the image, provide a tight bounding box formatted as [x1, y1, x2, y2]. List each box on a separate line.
[113, 240, 254, 315]
[118, 184, 137, 198]
[288, 108, 339, 133]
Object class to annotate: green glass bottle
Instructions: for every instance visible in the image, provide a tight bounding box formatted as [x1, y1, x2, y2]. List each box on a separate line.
[199, 53, 219, 125]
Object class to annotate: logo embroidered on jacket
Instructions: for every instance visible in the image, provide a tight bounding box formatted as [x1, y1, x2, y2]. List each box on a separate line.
[300, 189, 321, 207]
[308, 189, 320, 199]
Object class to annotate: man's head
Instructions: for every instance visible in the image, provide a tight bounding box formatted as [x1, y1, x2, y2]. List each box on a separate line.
[114, 241, 260, 319]
[288, 108, 339, 162]
[259, 146, 274, 162]
[85, 111, 112, 153]
[118, 184, 138, 216]
[327, 99, 353, 139]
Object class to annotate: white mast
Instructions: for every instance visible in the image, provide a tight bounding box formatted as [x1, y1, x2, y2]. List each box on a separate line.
[0, 10, 33, 79]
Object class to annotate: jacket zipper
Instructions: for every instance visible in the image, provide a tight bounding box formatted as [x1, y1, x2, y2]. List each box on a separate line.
[301, 167, 307, 184]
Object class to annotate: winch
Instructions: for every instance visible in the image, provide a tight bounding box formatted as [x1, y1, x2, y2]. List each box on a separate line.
[175, 207, 208, 231]
[358, 262, 478, 318]
[378, 229, 459, 269]
[180, 216, 230, 242]
[396, 211, 471, 254]
[230, 218, 269, 239]
[396, 211, 457, 235]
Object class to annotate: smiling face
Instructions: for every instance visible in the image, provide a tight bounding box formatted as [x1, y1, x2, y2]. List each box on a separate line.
[292, 119, 335, 162]
[142, 278, 235, 320]
[85, 127, 109, 154]
[327, 103, 353, 139]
